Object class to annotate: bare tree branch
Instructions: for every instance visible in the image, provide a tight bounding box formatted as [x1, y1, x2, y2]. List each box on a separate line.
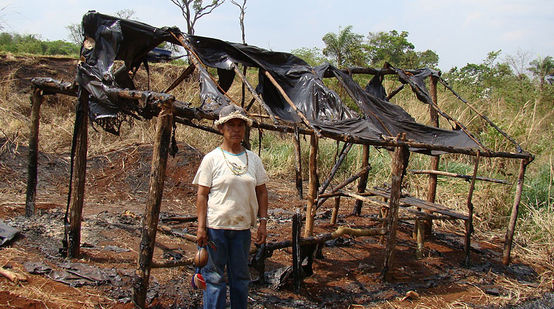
[231, 0, 247, 44]
[170, 0, 225, 35]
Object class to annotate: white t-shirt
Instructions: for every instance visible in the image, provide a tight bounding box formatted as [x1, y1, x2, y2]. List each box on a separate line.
[192, 147, 268, 230]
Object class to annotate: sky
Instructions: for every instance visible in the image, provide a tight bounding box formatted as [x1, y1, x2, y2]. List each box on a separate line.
[2, 0, 554, 71]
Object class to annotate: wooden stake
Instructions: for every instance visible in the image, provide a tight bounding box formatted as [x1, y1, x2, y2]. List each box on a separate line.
[26, 87, 43, 217]
[353, 144, 370, 215]
[503, 159, 529, 265]
[293, 127, 303, 199]
[292, 211, 302, 293]
[133, 102, 174, 309]
[382, 134, 409, 280]
[304, 134, 318, 237]
[415, 218, 425, 259]
[67, 90, 89, 258]
[424, 76, 440, 235]
[330, 196, 340, 225]
[464, 153, 480, 266]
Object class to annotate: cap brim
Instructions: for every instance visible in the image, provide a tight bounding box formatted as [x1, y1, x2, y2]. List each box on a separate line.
[214, 114, 253, 127]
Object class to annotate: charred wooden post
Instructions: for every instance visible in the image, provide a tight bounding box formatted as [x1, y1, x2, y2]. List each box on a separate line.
[503, 158, 529, 265]
[424, 75, 440, 235]
[382, 134, 409, 280]
[353, 144, 370, 215]
[293, 128, 303, 199]
[304, 134, 319, 237]
[67, 89, 90, 258]
[26, 87, 43, 217]
[133, 102, 174, 308]
[330, 196, 340, 225]
[292, 211, 302, 293]
[464, 153, 480, 266]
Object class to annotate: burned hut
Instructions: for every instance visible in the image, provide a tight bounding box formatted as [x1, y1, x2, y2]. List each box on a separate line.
[26, 11, 533, 307]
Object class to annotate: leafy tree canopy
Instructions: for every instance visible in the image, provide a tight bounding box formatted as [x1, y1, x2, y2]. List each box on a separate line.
[322, 25, 366, 68]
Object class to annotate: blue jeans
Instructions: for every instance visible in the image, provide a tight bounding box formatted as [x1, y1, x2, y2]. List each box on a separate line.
[202, 228, 251, 309]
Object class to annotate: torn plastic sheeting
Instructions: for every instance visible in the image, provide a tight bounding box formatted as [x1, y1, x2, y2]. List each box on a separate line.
[24, 261, 121, 287]
[0, 221, 18, 246]
[77, 12, 481, 152]
[77, 11, 181, 134]
[187, 36, 479, 151]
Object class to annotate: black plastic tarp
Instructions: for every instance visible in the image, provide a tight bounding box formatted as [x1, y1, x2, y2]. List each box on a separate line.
[76, 11, 479, 151]
[187, 35, 479, 150]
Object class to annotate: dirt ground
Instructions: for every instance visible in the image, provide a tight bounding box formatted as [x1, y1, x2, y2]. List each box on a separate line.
[0, 54, 552, 308]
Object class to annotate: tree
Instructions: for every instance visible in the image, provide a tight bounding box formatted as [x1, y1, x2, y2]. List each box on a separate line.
[291, 47, 327, 67]
[365, 30, 438, 68]
[0, 5, 6, 31]
[115, 9, 135, 20]
[366, 30, 413, 67]
[170, 0, 226, 35]
[322, 25, 365, 68]
[66, 23, 84, 45]
[505, 50, 532, 79]
[231, 0, 247, 44]
[528, 56, 554, 90]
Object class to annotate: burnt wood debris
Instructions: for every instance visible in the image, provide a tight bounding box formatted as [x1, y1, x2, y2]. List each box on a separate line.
[26, 11, 533, 308]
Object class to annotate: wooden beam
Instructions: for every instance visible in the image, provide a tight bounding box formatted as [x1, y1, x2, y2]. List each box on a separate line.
[26, 87, 42, 217]
[353, 144, 370, 215]
[163, 63, 196, 93]
[293, 127, 303, 199]
[30, 77, 535, 160]
[304, 134, 319, 237]
[382, 134, 409, 280]
[464, 153, 480, 266]
[292, 211, 302, 293]
[503, 159, 529, 265]
[133, 102, 174, 308]
[424, 76, 440, 235]
[411, 169, 509, 184]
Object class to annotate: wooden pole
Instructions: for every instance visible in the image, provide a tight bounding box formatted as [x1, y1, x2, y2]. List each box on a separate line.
[424, 75, 440, 235]
[133, 102, 174, 308]
[330, 196, 340, 225]
[382, 134, 409, 280]
[293, 127, 303, 199]
[26, 88, 43, 217]
[464, 153, 480, 266]
[232, 64, 279, 124]
[292, 211, 302, 293]
[410, 169, 509, 184]
[67, 89, 89, 258]
[353, 144, 370, 215]
[503, 159, 529, 265]
[304, 134, 318, 237]
[319, 143, 353, 196]
[415, 218, 425, 259]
